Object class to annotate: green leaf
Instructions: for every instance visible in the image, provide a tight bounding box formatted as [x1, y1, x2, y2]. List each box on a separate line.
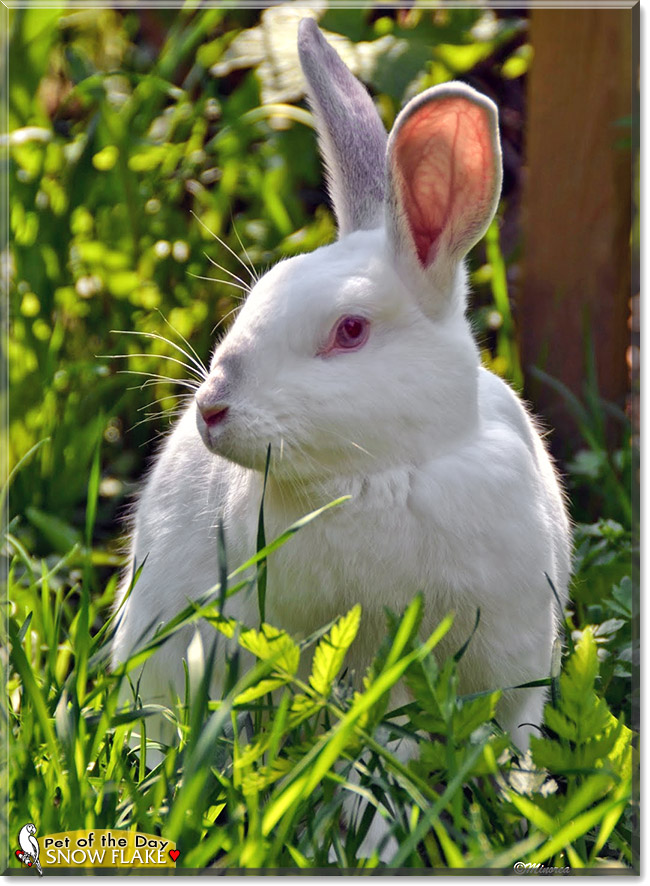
[589, 774, 633, 861]
[25, 506, 82, 554]
[381, 595, 424, 673]
[533, 626, 633, 790]
[453, 607, 481, 662]
[288, 693, 324, 728]
[16, 611, 33, 644]
[453, 691, 501, 742]
[262, 614, 451, 837]
[9, 9, 62, 128]
[507, 791, 556, 834]
[0, 437, 50, 516]
[417, 733, 509, 779]
[235, 678, 287, 706]
[238, 623, 300, 676]
[390, 737, 488, 867]
[309, 604, 361, 696]
[8, 618, 65, 786]
[228, 495, 351, 580]
[528, 795, 628, 863]
[557, 773, 618, 826]
[286, 845, 311, 868]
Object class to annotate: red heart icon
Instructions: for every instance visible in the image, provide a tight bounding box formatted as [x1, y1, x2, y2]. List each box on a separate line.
[169, 849, 180, 862]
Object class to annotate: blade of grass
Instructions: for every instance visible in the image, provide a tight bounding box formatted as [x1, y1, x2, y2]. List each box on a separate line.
[85, 434, 102, 551]
[256, 443, 271, 626]
[528, 795, 628, 863]
[8, 618, 65, 786]
[263, 614, 453, 839]
[0, 437, 50, 517]
[228, 495, 351, 580]
[454, 607, 481, 662]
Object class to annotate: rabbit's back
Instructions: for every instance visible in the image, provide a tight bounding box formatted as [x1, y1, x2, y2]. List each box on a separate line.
[477, 366, 571, 590]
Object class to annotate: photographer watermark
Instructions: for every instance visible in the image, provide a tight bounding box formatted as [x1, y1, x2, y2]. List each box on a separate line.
[514, 861, 571, 874]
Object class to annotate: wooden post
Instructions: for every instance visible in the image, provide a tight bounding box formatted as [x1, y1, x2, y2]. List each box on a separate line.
[521, 8, 635, 453]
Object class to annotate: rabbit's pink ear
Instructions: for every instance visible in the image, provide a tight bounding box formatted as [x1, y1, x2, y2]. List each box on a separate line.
[386, 84, 502, 299]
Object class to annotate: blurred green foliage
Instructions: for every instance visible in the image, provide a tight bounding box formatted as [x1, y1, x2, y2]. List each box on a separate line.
[7, 5, 530, 553]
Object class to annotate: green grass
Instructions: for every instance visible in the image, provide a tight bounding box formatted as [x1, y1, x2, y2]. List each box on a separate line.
[4, 450, 637, 872]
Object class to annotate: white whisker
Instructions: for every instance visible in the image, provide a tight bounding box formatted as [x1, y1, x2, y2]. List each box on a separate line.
[344, 439, 373, 457]
[137, 394, 190, 412]
[111, 328, 207, 380]
[104, 352, 205, 382]
[192, 209, 256, 284]
[138, 428, 168, 449]
[119, 370, 201, 392]
[129, 409, 186, 432]
[155, 309, 207, 378]
[211, 304, 242, 337]
[230, 213, 259, 283]
[139, 378, 199, 391]
[203, 253, 249, 290]
[188, 272, 248, 295]
[307, 417, 377, 461]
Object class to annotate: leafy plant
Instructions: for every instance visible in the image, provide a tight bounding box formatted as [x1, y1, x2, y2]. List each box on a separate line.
[5, 466, 636, 870]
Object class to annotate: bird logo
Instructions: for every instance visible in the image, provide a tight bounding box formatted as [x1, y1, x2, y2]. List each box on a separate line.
[16, 823, 43, 876]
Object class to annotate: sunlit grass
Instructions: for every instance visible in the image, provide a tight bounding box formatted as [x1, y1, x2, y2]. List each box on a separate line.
[4, 452, 636, 872]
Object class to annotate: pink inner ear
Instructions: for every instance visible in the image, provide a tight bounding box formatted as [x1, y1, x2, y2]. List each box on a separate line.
[393, 97, 495, 266]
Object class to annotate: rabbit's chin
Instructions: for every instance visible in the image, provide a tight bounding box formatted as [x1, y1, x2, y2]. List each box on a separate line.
[196, 406, 275, 474]
[196, 409, 357, 485]
[197, 412, 248, 466]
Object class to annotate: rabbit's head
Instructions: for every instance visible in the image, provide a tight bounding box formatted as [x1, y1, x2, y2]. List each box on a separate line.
[195, 19, 502, 482]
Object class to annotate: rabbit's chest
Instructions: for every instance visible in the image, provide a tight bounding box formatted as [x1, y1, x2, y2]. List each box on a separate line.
[258, 444, 551, 644]
[262, 471, 436, 638]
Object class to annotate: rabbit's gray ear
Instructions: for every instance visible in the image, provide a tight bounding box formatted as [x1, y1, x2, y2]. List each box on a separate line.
[298, 18, 387, 237]
[386, 83, 502, 305]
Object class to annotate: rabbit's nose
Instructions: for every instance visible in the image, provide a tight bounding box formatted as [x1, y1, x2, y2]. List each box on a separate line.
[196, 377, 229, 428]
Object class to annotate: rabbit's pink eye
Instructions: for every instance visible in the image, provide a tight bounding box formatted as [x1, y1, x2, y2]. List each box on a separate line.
[318, 314, 369, 357]
[336, 316, 366, 346]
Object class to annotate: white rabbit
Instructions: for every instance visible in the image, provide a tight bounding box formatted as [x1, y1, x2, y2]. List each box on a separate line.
[112, 19, 571, 761]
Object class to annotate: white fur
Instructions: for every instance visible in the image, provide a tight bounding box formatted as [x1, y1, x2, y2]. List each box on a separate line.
[112, 26, 570, 780]
[112, 226, 570, 745]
